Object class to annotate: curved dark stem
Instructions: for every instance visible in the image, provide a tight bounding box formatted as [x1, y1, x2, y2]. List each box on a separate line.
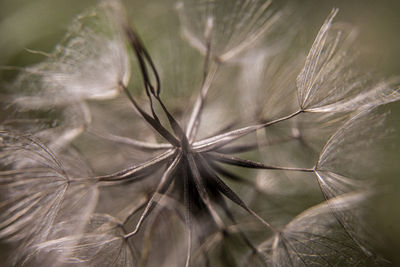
[125, 26, 159, 122]
[155, 96, 188, 144]
[121, 83, 180, 147]
[124, 25, 188, 146]
[124, 26, 160, 97]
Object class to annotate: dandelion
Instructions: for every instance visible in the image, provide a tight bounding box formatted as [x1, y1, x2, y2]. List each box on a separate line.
[0, 131, 98, 265]
[260, 192, 375, 266]
[0, 0, 399, 266]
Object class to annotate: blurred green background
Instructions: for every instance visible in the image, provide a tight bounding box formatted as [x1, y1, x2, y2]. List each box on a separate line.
[0, 0, 399, 265]
[1, 0, 399, 77]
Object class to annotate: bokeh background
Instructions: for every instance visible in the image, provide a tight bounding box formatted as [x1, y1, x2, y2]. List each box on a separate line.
[0, 0, 399, 265]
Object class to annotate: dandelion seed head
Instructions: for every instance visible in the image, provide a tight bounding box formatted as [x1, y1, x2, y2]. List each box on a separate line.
[177, 0, 280, 62]
[12, 1, 130, 110]
[0, 0, 398, 266]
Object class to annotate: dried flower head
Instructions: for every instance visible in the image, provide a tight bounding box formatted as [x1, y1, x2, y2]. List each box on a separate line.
[1, 0, 399, 266]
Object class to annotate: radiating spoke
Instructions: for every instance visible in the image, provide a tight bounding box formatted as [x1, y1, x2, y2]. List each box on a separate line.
[198, 154, 277, 233]
[186, 152, 225, 230]
[186, 63, 219, 143]
[183, 166, 192, 267]
[88, 128, 172, 151]
[186, 17, 219, 143]
[96, 149, 176, 183]
[124, 152, 182, 239]
[193, 110, 303, 152]
[207, 152, 314, 173]
[215, 135, 299, 154]
[121, 83, 180, 147]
